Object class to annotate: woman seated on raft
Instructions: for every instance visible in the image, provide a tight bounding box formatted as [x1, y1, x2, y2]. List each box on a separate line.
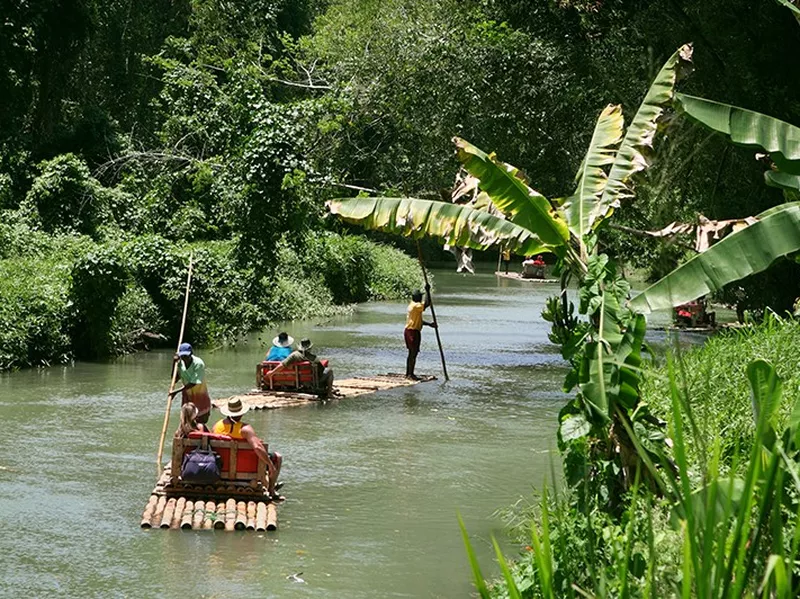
[213, 398, 283, 501]
[174, 402, 209, 438]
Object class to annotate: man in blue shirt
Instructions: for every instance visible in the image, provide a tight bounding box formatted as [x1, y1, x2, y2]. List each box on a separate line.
[266, 332, 294, 361]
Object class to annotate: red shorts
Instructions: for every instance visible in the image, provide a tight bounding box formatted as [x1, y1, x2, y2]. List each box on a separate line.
[404, 328, 421, 352]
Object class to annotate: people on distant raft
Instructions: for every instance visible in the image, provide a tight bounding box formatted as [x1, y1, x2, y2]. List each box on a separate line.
[266, 331, 294, 362]
[269, 338, 334, 397]
[404, 285, 436, 380]
[170, 343, 212, 424]
[213, 397, 283, 500]
[174, 402, 209, 438]
[501, 248, 512, 274]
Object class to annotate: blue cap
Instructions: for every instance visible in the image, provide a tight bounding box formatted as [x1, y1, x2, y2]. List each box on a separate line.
[178, 343, 193, 356]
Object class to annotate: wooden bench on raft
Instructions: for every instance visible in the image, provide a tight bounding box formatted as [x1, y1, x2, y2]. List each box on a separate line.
[169, 431, 268, 495]
[256, 359, 329, 393]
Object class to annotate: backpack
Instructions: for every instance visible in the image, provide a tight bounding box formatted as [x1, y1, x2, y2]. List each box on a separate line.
[181, 445, 222, 483]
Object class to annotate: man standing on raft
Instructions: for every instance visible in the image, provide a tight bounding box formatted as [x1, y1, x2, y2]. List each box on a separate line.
[170, 343, 212, 424]
[405, 284, 436, 380]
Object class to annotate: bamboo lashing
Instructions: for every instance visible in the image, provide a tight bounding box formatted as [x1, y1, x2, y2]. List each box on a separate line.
[156, 253, 195, 475]
[192, 501, 204, 529]
[416, 241, 449, 381]
[203, 501, 215, 529]
[214, 502, 226, 530]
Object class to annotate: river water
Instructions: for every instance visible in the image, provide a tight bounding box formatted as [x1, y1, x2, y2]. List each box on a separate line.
[0, 267, 674, 598]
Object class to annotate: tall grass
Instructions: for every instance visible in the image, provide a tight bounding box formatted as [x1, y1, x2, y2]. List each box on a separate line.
[463, 354, 800, 598]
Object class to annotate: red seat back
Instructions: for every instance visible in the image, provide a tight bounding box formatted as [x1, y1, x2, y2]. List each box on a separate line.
[257, 360, 319, 390]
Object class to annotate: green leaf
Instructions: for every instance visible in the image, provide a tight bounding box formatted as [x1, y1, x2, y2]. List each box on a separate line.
[676, 93, 800, 175]
[765, 170, 800, 192]
[457, 514, 492, 599]
[600, 45, 694, 222]
[630, 202, 800, 313]
[328, 197, 551, 256]
[453, 138, 570, 248]
[559, 412, 591, 443]
[747, 359, 783, 436]
[776, 0, 800, 25]
[563, 104, 624, 238]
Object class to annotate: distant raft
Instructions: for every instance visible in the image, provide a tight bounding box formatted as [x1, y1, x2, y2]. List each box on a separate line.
[494, 271, 559, 283]
[214, 373, 437, 410]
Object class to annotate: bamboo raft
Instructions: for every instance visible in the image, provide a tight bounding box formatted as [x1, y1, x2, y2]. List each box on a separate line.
[494, 271, 559, 283]
[142, 445, 279, 532]
[213, 373, 437, 410]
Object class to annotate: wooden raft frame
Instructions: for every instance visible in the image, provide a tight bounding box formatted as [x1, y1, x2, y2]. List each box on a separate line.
[213, 373, 437, 411]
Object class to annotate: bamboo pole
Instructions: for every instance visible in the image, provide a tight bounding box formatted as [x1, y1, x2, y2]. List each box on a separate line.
[160, 498, 177, 529]
[140, 495, 158, 528]
[256, 502, 268, 531]
[235, 501, 247, 530]
[170, 497, 186, 529]
[415, 241, 449, 381]
[266, 503, 278, 531]
[151, 496, 167, 528]
[214, 501, 226, 530]
[181, 500, 194, 529]
[225, 498, 236, 531]
[156, 254, 195, 475]
[203, 500, 215, 529]
[192, 501, 205, 530]
[246, 501, 257, 530]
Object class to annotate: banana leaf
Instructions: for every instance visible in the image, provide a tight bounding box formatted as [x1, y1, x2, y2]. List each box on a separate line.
[630, 203, 800, 313]
[675, 93, 800, 175]
[599, 45, 694, 219]
[765, 170, 800, 192]
[327, 196, 552, 256]
[776, 0, 800, 24]
[562, 104, 624, 239]
[453, 138, 570, 247]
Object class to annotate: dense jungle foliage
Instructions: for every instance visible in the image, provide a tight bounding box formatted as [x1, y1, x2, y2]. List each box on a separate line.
[3, 0, 800, 369]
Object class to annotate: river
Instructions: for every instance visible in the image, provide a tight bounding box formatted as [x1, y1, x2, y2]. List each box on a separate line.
[0, 266, 674, 598]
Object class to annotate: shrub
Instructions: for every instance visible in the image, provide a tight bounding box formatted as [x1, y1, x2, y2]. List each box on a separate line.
[0, 256, 72, 369]
[107, 283, 168, 355]
[21, 154, 111, 238]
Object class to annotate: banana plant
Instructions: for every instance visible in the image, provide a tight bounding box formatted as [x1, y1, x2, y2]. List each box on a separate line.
[632, 93, 800, 313]
[330, 45, 693, 507]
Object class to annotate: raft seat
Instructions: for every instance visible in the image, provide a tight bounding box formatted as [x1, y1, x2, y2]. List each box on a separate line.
[170, 432, 267, 490]
[256, 359, 329, 392]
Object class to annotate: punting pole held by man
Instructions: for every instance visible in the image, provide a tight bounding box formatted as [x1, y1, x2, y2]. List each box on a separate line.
[416, 241, 449, 381]
[156, 253, 194, 474]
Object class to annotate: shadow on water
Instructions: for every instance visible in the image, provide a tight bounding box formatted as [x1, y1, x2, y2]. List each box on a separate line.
[0, 263, 694, 598]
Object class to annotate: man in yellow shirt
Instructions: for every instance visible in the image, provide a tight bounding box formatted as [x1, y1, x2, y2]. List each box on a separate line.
[405, 284, 436, 380]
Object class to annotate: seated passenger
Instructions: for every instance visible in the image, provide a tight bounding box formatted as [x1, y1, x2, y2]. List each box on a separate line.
[213, 398, 283, 500]
[266, 332, 294, 362]
[269, 338, 334, 397]
[174, 402, 209, 438]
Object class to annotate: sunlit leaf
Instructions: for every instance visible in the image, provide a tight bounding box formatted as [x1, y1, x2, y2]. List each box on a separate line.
[328, 197, 552, 256]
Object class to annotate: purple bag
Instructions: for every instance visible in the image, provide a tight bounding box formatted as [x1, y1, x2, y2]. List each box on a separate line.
[181, 447, 222, 483]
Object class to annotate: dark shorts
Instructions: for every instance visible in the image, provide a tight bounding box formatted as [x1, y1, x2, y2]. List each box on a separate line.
[404, 327, 421, 352]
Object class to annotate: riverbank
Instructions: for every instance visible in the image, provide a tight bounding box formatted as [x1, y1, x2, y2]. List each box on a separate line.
[0, 218, 421, 370]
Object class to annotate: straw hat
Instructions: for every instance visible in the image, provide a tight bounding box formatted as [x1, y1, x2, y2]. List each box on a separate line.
[220, 397, 250, 418]
[272, 332, 294, 348]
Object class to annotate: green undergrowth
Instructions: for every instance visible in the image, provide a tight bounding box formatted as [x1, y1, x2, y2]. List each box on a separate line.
[641, 314, 800, 470]
[0, 225, 420, 370]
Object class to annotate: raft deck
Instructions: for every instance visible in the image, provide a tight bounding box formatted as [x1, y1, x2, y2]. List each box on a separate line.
[140, 463, 278, 532]
[214, 373, 437, 410]
[495, 271, 559, 283]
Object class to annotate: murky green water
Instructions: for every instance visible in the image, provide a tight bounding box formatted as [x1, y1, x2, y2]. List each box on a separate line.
[0, 266, 679, 598]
